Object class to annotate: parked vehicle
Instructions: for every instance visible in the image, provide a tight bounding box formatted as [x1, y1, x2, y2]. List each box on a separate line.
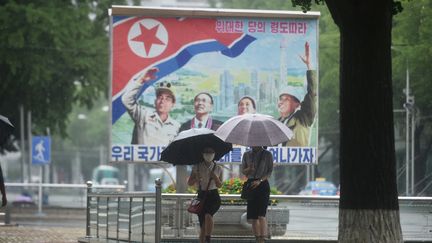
[92, 165, 120, 185]
[299, 178, 337, 196]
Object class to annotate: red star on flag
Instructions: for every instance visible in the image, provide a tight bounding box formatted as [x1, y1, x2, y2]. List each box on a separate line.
[131, 23, 165, 55]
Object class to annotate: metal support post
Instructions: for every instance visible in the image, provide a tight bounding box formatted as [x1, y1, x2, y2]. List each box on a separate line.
[411, 107, 415, 194]
[128, 164, 134, 191]
[86, 181, 93, 238]
[37, 166, 43, 215]
[27, 111, 32, 183]
[404, 67, 411, 195]
[155, 178, 162, 243]
[19, 106, 25, 183]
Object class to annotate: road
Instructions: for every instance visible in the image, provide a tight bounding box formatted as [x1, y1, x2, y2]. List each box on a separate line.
[5, 206, 85, 227]
[282, 202, 432, 241]
[283, 203, 338, 240]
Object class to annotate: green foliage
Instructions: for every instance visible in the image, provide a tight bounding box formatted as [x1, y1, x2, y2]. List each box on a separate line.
[0, 0, 125, 138]
[162, 178, 281, 205]
[0, 0, 127, 178]
[163, 184, 177, 193]
[290, 0, 402, 15]
[219, 177, 244, 194]
[392, 0, 432, 114]
[219, 0, 292, 10]
[219, 178, 280, 205]
[315, 5, 340, 144]
[291, 0, 325, 13]
[392, 1, 432, 194]
[270, 185, 282, 195]
[162, 184, 197, 193]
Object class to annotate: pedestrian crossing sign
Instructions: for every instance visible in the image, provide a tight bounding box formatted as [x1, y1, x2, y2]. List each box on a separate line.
[32, 136, 51, 165]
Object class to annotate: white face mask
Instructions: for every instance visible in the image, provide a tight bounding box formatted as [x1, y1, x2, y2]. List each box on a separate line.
[203, 153, 215, 162]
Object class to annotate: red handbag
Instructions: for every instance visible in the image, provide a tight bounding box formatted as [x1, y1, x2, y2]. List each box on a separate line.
[187, 197, 203, 214]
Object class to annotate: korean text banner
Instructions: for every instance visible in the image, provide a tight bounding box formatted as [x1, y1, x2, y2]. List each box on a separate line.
[110, 10, 319, 164]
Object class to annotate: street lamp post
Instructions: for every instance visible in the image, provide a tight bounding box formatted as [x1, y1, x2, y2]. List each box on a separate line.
[393, 46, 415, 196]
[411, 97, 415, 195]
[403, 66, 415, 195]
[404, 68, 410, 195]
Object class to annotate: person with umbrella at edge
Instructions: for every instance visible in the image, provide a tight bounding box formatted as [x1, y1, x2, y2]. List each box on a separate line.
[0, 115, 14, 207]
[187, 147, 223, 243]
[241, 146, 273, 243]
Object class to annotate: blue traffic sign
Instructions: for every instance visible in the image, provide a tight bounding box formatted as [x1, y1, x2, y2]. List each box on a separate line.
[32, 136, 51, 165]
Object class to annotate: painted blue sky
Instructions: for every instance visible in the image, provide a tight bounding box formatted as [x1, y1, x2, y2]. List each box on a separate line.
[186, 18, 318, 72]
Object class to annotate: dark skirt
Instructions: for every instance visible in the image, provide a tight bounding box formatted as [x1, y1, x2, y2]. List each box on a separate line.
[197, 189, 221, 227]
[246, 179, 270, 220]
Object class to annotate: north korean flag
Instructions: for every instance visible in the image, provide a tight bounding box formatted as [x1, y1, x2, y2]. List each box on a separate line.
[111, 16, 256, 123]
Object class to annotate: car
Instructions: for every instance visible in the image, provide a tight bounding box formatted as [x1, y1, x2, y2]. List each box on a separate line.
[92, 165, 120, 185]
[299, 179, 338, 196]
[100, 178, 119, 185]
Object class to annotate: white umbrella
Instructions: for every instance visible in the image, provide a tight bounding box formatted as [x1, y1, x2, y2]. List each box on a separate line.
[215, 113, 293, 146]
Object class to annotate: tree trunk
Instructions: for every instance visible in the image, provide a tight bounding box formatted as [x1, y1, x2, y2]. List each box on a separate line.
[325, 0, 403, 242]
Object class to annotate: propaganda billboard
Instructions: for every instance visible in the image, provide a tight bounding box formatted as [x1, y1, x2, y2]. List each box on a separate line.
[110, 7, 320, 164]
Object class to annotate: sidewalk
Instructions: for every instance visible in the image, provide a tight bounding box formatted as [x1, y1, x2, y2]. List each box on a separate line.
[0, 224, 85, 243]
[1, 225, 429, 243]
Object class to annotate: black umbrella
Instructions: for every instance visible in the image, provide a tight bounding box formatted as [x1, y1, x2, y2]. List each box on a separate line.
[161, 128, 232, 165]
[0, 115, 14, 147]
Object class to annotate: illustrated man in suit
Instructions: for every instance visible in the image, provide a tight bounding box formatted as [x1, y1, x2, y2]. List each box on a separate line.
[179, 92, 223, 132]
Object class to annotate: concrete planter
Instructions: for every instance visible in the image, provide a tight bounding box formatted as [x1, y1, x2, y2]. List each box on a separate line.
[161, 199, 289, 238]
[209, 204, 289, 237]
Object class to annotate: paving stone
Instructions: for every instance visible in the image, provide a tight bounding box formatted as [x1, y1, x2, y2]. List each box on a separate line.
[0, 225, 85, 243]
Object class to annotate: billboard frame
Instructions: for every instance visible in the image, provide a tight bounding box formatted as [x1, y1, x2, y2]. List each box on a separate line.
[109, 6, 320, 164]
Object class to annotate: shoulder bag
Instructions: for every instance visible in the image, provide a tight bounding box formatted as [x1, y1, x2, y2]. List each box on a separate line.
[187, 163, 216, 214]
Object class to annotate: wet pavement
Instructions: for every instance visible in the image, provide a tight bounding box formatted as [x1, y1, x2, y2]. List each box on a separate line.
[0, 224, 85, 243]
[1, 205, 431, 243]
[0, 206, 86, 243]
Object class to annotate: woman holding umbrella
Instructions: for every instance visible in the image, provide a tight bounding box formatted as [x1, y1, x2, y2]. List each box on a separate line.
[241, 146, 273, 243]
[187, 147, 223, 243]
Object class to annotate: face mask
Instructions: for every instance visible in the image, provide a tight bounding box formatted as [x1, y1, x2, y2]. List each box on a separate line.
[203, 153, 215, 162]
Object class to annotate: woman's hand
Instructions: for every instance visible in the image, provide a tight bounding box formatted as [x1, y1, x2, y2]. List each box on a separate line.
[250, 180, 261, 189]
[210, 169, 223, 188]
